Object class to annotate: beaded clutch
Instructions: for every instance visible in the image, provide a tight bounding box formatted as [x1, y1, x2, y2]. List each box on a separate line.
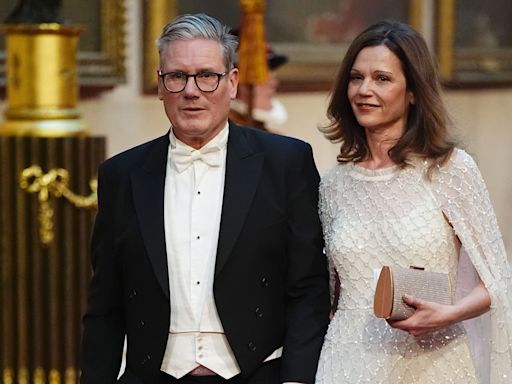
[373, 266, 453, 321]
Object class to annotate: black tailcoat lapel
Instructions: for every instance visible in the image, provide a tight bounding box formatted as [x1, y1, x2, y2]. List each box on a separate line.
[130, 134, 170, 298]
[128, 125, 264, 296]
[215, 124, 265, 276]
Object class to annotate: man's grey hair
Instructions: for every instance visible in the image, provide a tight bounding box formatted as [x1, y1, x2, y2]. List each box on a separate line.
[157, 13, 239, 70]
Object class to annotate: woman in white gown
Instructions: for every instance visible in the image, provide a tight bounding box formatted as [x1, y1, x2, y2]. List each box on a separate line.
[315, 20, 512, 384]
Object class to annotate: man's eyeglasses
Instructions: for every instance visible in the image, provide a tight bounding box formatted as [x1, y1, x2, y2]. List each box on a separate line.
[159, 71, 228, 93]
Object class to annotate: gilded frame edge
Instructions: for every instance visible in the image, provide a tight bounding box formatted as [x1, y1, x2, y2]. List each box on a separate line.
[436, 0, 512, 88]
[142, 0, 176, 94]
[0, 0, 127, 91]
[436, 0, 456, 83]
[79, 0, 126, 87]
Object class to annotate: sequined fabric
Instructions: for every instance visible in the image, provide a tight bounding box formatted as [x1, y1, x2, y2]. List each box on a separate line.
[316, 149, 512, 384]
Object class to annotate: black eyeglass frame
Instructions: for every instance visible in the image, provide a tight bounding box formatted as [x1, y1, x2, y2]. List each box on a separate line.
[158, 71, 228, 93]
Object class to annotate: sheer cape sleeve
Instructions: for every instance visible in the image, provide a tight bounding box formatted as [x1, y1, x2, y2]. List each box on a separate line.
[429, 148, 512, 383]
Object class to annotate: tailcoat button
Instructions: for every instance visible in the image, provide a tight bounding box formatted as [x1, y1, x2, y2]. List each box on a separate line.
[141, 354, 151, 365]
[260, 277, 269, 287]
[137, 320, 145, 328]
[255, 307, 263, 318]
[248, 341, 257, 352]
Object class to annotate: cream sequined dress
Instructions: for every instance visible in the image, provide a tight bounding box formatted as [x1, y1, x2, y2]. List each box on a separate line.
[315, 149, 512, 384]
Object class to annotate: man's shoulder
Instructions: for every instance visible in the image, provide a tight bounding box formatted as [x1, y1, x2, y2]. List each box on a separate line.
[100, 133, 169, 173]
[231, 123, 311, 153]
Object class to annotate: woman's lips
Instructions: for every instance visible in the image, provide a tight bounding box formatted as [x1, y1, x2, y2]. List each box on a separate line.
[356, 102, 379, 111]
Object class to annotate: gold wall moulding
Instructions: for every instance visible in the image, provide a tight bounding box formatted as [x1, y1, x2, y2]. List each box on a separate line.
[34, 367, 45, 384]
[49, 368, 60, 384]
[0, 366, 77, 384]
[19, 165, 98, 246]
[3, 368, 14, 384]
[17, 367, 28, 384]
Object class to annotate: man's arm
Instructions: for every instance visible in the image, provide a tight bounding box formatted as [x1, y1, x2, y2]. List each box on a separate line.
[280, 143, 330, 384]
[80, 164, 126, 383]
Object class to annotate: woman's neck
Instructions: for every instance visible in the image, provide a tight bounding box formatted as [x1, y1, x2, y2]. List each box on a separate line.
[360, 126, 404, 169]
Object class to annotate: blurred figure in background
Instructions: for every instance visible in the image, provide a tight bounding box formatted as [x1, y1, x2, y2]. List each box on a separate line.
[230, 31, 289, 132]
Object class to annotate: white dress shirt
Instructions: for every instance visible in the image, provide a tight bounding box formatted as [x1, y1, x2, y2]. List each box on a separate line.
[160, 124, 283, 379]
[160, 124, 241, 379]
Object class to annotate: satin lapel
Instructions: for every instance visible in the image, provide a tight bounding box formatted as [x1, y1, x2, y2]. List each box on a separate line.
[130, 134, 170, 298]
[215, 125, 264, 276]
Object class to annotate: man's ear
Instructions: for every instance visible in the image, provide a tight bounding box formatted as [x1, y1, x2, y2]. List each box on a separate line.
[229, 68, 239, 99]
[157, 70, 164, 100]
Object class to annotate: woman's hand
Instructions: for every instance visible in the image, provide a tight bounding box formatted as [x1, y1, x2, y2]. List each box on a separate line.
[389, 281, 491, 337]
[387, 294, 457, 336]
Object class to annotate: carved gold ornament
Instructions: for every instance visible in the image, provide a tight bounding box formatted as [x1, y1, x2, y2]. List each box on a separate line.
[19, 165, 97, 246]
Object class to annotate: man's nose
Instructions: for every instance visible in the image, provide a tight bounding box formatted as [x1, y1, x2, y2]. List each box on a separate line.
[183, 76, 200, 95]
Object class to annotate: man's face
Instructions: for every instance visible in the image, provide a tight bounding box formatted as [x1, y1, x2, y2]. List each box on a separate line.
[158, 38, 239, 149]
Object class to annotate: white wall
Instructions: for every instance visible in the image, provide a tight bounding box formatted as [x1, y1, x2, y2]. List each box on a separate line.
[1, 0, 510, 255]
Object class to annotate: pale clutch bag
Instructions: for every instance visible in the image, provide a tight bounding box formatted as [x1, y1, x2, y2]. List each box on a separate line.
[373, 266, 453, 321]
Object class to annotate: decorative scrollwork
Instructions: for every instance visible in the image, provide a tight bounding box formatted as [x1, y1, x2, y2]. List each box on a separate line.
[19, 165, 98, 246]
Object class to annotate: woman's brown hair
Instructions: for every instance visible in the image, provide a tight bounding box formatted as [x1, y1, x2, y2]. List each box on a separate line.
[322, 20, 455, 172]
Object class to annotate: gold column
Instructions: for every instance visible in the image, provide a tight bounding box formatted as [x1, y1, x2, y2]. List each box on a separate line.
[0, 21, 105, 384]
[0, 24, 87, 136]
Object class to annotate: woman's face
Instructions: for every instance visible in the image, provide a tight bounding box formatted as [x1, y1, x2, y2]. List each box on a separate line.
[347, 45, 414, 135]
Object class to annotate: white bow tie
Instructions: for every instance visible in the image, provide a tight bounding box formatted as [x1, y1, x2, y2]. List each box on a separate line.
[170, 145, 221, 173]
